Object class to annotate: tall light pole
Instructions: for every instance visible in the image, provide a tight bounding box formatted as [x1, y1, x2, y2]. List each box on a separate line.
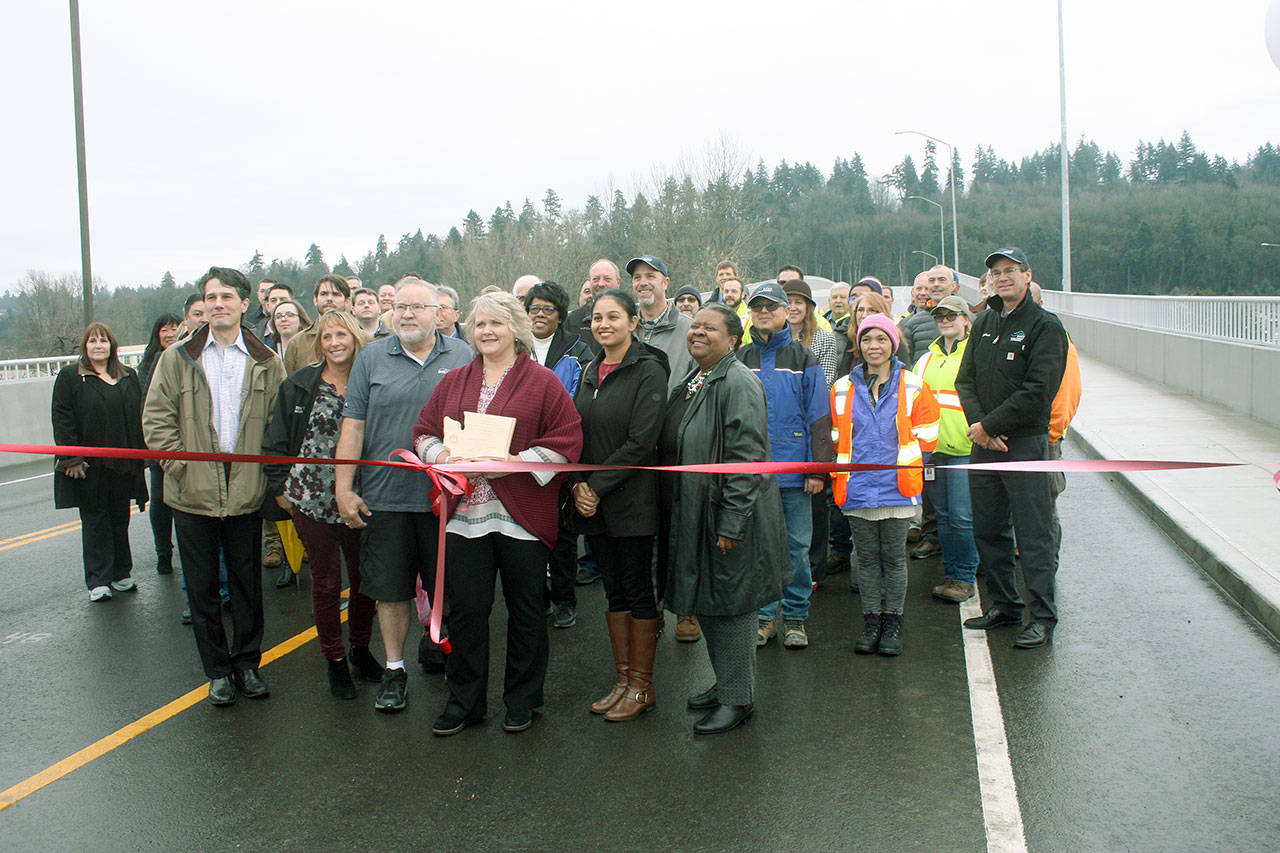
[906, 196, 945, 266]
[69, 0, 93, 324]
[912, 250, 938, 270]
[897, 130, 959, 271]
[1058, 0, 1072, 292]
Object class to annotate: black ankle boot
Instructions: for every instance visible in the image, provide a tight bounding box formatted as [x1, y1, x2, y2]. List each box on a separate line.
[877, 612, 904, 656]
[328, 658, 356, 699]
[855, 612, 882, 654]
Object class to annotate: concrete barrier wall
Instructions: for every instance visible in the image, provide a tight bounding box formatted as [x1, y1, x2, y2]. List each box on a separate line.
[0, 378, 56, 469]
[1058, 313, 1280, 425]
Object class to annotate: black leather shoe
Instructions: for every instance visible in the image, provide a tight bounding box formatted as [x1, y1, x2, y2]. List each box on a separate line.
[1013, 622, 1053, 649]
[156, 553, 173, 575]
[963, 608, 1022, 630]
[275, 565, 296, 588]
[687, 685, 719, 711]
[910, 539, 942, 560]
[327, 659, 356, 699]
[235, 668, 270, 699]
[502, 709, 534, 733]
[433, 711, 482, 737]
[349, 645, 384, 683]
[693, 703, 754, 735]
[374, 668, 407, 712]
[208, 676, 236, 706]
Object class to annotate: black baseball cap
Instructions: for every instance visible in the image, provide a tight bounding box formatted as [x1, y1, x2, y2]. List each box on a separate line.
[984, 247, 1029, 269]
[626, 255, 669, 277]
[748, 281, 787, 307]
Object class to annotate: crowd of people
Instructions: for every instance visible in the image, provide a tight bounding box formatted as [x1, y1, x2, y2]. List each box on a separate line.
[50, 246, 1080, 736]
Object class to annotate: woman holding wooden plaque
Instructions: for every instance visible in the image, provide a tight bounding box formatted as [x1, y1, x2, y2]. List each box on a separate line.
[413, 291, 582, 736]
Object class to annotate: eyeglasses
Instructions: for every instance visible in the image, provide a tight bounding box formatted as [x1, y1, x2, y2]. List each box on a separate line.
[934, 311, 961, 322]
[749, 302, 784, 313]
[274, 311, 299, 320]
[989, 266, 1023, 279]
[526, 305, 558, 315]
[393, 303, 438, 314]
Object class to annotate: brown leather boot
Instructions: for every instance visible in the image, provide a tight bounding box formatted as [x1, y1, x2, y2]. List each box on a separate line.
[605, 617, 659, 721]
[590, 612, 631, 714]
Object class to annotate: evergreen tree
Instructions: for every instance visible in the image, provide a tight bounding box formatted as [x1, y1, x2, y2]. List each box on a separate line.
[375, 234, 389, 271]
[304, 243, 327, 273]
[332, 255, 354, 276]
[920, 141, 940, 197]
[248, 250, 264, 274]
[160, 271, 176, 289]
[543, 188, 562, 220]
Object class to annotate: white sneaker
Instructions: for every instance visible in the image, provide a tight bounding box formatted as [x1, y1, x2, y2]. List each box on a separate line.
[89, 586, 112, 601]
[110, 578, 136, 592]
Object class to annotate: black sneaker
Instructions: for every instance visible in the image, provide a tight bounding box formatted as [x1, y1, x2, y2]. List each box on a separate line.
[574, 565, 601, 585]
[374, 668, 408, 712]
[552, 601, 576, 629]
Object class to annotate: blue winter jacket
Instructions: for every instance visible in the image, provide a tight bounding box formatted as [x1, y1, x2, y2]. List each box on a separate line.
[840, 358, 919, 511]
[735, 325, 832, 489]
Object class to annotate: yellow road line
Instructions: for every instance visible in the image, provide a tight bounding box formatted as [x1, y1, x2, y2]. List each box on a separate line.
[0, 600, 347, 812]
[0, 508, 144, 551]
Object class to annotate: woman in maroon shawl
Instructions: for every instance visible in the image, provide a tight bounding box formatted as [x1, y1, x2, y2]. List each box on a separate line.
[414, 291, 582, 736]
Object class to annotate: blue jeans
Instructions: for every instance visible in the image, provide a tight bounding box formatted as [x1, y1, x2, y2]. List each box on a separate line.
[927, 453, 979, 584]
[759, 487, 813, 622]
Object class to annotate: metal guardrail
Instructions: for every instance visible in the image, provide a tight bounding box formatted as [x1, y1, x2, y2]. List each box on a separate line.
[0, 352, 142, 381]
[1039, 292, 1280, 348]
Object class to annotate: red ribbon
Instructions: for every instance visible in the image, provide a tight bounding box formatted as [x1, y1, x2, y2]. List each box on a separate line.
[7, 441, 1278, 658]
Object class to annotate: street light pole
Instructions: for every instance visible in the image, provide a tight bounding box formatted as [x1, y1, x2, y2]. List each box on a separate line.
[906, 196, 945, 267]
[897, 130, 959, 271]
[1058, 0, 1072, 292]
[911, 250, 938, 270]
[69, 0, 93, 324]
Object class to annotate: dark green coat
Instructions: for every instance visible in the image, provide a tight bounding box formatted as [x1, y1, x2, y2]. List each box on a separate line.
[664, 354, 789, 617]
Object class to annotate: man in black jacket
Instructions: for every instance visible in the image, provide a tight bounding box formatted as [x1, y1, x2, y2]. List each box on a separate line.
[955, 248, 1069, 649]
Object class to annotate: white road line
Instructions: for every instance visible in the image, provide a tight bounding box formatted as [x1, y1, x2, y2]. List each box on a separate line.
[0, 471, 53, 488]
[960, 593, 1029, 853]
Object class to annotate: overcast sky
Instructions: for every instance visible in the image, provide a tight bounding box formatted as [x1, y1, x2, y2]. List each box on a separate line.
[2, 0, 1278, 290]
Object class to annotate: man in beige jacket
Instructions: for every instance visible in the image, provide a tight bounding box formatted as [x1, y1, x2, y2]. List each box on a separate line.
[144, 266, 285, 706]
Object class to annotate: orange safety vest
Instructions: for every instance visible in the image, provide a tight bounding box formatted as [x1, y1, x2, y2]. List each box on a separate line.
[830, 367, 940, 507]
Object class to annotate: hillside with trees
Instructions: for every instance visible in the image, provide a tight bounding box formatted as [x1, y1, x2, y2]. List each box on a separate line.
[2, 133, 1277, 355]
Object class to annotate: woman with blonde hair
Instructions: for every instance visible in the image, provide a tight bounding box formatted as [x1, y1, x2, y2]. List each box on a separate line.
[263, 311, 379, 698]
[413, 292, 582, 735]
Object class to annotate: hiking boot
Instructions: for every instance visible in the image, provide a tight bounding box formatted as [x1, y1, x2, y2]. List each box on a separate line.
[756, 618, 777, 647]
[855, 612, 882, 654]
[910, 538, 942, 560]
[262, 542, 284, 569]
[878, 612, 904, 656]
[932, 580, 975, 603]
[782, 620, 808, 649]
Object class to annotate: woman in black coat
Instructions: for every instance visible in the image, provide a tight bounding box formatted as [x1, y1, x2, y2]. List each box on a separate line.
[52, 322, 148, 602]
[571, 289, 669, 722]
[661, 304, 788, 735]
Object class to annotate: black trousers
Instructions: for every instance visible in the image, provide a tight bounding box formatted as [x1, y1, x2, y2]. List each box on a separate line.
[79, 471, 134, 589]
[443, 533, 550, 719]
[148, 466, 174, 560]
[547, 525, 577, 608]
[588, 534, 657, 619]
[172, 509, 264, 678]
[969, 433, 1060, 626]
[809, 485, 830, 581]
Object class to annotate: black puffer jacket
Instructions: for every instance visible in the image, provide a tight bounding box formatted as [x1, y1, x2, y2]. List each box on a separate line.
[571, 338, 669, 537]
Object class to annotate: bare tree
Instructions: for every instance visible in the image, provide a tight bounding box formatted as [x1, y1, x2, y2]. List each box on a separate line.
[9, 272, 86, 356]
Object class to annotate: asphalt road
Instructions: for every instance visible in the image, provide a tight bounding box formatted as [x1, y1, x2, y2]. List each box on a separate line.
[0, 444, 1277, 851]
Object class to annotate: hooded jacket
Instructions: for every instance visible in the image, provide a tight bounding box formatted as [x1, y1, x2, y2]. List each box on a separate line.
[571, 338, 670, 537]
[142, 324, 285, 517]
[735, 325, 833, 488]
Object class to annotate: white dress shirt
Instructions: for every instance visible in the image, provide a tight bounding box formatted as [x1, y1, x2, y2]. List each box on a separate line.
[202, 329, 249, 453]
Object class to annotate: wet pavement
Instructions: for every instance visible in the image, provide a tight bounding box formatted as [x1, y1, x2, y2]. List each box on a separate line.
[0, 445, 1277, 850]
